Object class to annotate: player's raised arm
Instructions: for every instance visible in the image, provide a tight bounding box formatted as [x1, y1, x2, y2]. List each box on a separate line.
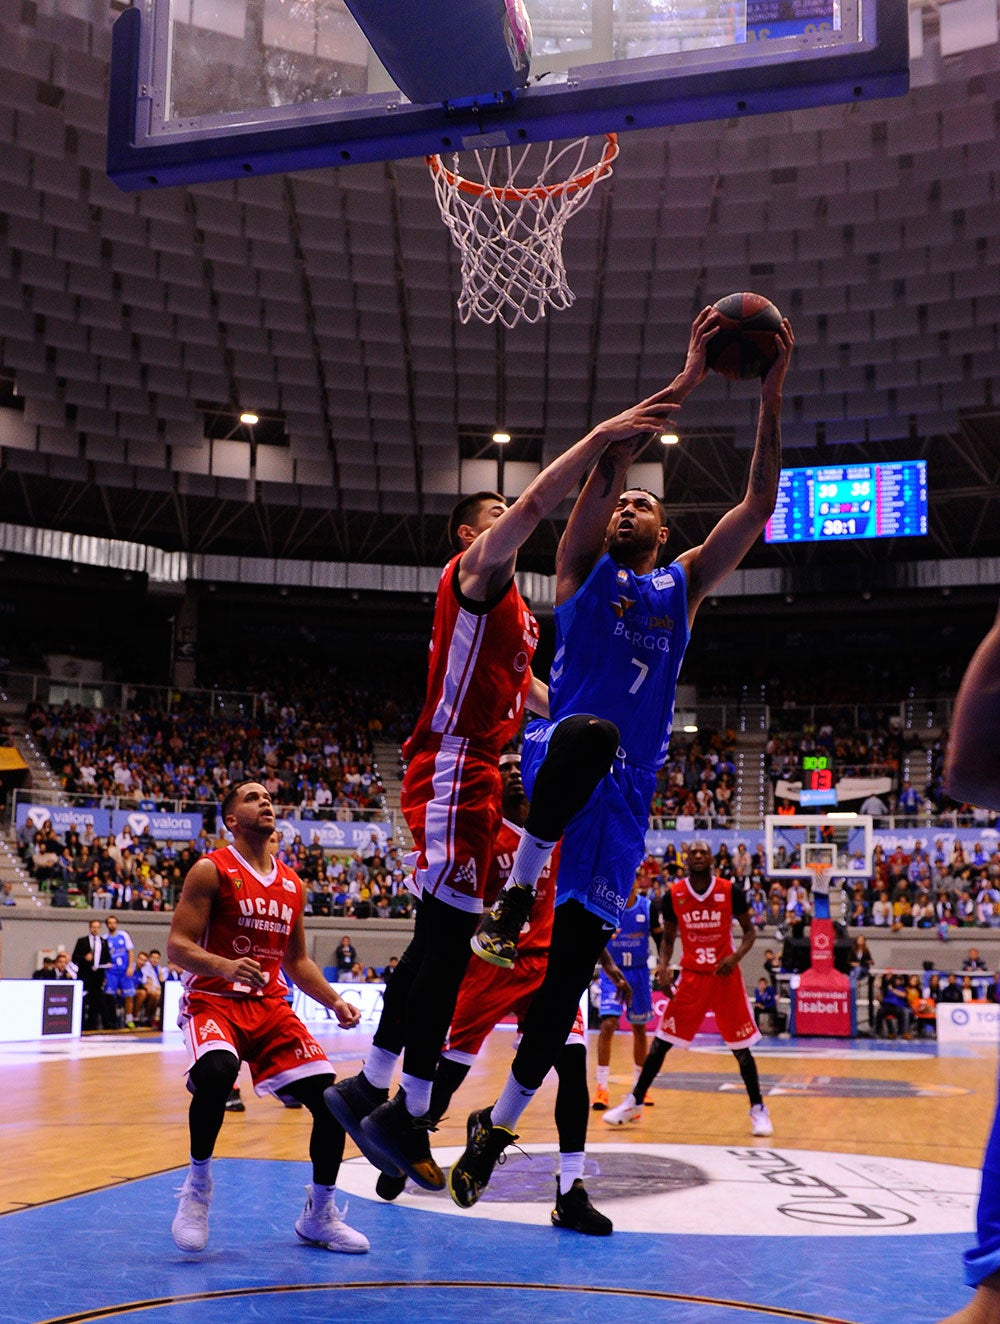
[554, 309, 717, 602]
[944, 603, 1000, 809]
[526, 670, 550, 719]
[678, 318, 794, 623]
[460, 388, 683, 601]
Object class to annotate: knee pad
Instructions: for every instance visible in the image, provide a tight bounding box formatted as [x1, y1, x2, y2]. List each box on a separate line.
[549, 713, 620, 767]
[189, 1050, 240, 1097]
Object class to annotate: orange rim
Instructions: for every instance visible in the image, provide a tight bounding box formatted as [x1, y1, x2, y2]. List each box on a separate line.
[426, 133, 619, 201]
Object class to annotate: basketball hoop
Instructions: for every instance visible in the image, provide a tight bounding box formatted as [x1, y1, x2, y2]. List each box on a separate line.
[426, 134, 619, 329]
[805, 859, 833, 898]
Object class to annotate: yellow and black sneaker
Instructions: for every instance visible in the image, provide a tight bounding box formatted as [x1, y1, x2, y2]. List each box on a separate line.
[448, 1107, 519, 1208]
[470, 884, 535, 969]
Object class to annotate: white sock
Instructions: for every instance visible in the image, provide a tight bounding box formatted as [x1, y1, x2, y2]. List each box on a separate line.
[400, 1073, 432, 1117]
[558, 1152, 585, 1194]
[491, 1071, 537, 1131]
[363, 1047, 398, 1090]
[310, 1182, 336, 1210]
[189, 1156, 211, 1182]
[596, 1065, 610, 1090]
[506, 836, 557, 894]
[620, 1092, 637, 1110]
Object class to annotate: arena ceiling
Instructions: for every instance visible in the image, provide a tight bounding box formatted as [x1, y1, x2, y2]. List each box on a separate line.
[1, 0, 999, 579]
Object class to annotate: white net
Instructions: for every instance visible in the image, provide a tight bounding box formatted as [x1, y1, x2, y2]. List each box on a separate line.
[427, 134, 619, 330]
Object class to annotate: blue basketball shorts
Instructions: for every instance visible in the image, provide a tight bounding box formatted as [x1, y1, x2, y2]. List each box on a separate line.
[521, 716, 654, 928]
[599, 965, 653, 1024]
[105, 968, 136, 998]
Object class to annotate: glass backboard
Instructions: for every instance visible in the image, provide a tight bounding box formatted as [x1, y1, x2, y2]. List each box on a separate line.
[764, 813, 874, 879]
[108, 0, 909, 190]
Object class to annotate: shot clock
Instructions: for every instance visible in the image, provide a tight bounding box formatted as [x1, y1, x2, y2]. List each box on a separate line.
[802, 753, 833, 792]
[765, 460, 927, 545]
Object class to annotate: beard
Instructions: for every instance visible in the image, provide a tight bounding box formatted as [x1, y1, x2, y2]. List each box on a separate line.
[608, 525, 659, 562]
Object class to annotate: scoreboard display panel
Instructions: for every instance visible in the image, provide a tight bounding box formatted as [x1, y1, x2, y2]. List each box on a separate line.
[765, 460, 928, 545]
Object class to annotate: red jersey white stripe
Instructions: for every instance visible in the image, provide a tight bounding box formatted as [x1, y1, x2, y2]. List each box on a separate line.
[404, 556, 539, 760]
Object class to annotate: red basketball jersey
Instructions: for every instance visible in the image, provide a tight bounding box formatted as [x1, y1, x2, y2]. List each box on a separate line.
[403, 556, 539, 761]
[669, 875, 737, 974]
[486, 819, 560, 955]
[182, 845, 305, 1000]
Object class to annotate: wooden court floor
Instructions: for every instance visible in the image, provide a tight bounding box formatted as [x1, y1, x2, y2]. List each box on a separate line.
[3, 1026, 996, 1216]
[3, 1025, 998, 1324]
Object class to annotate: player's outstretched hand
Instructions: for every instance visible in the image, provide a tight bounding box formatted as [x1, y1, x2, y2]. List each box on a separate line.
[761, 318, 794, 400]
[677, 304, 721, 389]
[332, 995, 361, 1029]
[597, 390, 682, 456]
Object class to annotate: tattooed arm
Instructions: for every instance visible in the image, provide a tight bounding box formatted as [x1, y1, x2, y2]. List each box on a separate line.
[555, 308, 720, 605]
[677, 319, 794, 625]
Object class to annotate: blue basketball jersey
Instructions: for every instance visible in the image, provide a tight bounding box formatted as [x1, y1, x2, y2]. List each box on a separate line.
[608, 895, 652, 970]
[549, 554, 691, 770]
[106, 930, 132, 971]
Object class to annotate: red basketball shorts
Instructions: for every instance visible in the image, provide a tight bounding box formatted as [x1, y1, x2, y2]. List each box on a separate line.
[655, 967, 761, 1050]
[401, 737, 501, 913]
[180, 992, 332, 1096]
[445, 950, 550, 1060]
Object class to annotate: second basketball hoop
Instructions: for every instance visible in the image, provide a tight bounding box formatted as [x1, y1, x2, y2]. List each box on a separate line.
[426, 134, 619, 330]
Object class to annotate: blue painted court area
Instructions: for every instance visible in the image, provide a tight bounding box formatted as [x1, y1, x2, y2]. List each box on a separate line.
[0, 1157, 973, 1324]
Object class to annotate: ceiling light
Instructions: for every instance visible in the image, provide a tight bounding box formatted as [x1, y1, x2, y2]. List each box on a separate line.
[239, 411, 259, 426]
[682, 723, 698, 733]
[660, 433, 679, 445]
[493, 431, 511, 445]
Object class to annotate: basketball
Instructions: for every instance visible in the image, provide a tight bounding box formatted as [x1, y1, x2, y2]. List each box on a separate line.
[705, 292, 784, 380]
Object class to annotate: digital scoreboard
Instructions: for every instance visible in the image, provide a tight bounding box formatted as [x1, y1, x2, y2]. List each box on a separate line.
[765, 460, 928, 545]
[798, 753, 838, 806]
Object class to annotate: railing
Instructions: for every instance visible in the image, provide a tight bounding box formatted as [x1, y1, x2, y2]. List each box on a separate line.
[0, 669, 259, 718]
[766, 699, 954, 733]
[1, 667, 958, 739]
[8, 786, 392, 830]
[670, 703, 769, 735]
[1, 668, 774, 737]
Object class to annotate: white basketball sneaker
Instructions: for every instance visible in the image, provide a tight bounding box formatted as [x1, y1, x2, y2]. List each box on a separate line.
[172, 1171, 213, 1252]
[295, 1185, 370, 1254]
[750, 1104, 774, 1137]
[602, 1094, 643, 1126]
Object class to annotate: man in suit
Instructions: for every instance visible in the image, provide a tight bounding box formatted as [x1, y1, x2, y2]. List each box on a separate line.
[71, 918, 110, 1029]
